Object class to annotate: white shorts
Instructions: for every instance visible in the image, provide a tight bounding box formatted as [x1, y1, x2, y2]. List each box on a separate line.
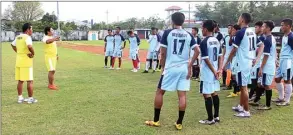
[258, 73, 274, 86]
[146, 51, 158, 60]
[105, 50, 114, 57]
[113, 50, 123, 58]
[275, 59, 293, 81]
[157, 64, 190, 91]
[199, 81, 220, 94]
[250, 67, 260, 79]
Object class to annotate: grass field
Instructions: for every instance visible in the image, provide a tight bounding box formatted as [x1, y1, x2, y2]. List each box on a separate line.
[66, 39, 150, 50]
[2, 41, 293, 135]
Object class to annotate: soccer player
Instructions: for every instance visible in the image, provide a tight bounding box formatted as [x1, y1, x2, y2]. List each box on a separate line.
[273, 18, 293, 106]
[226, 24, 241, 98]
[130, 28, 141, 69]
[145, 12, 196, 130]
[143, 27, 161, 73]
[111, 27, 126, 69]
[42, 26, 60, 90]
[222, 24, 233, 90]
[224, 13, 264, 117]
[248, 21, 265, 104]
[257, 20, 277, 110]
[11, 23, 37, 104]
[190, 27, 201, 80]
[127, 31, 140, 72]
[104, 29, 114, 68]
[190, 20, 223, 125]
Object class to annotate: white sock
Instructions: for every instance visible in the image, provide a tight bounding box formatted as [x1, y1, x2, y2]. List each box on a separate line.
[284, 84, 292, 102]
[145, 61, 150, 71]
[28, 97, 33, 100]
[152, 60, 157, 70]
[276, 83, 284, 100]
[18, 95, 23, 99]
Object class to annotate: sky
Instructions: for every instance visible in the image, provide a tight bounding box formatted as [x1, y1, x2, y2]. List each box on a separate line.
[1, 2, 202, 23]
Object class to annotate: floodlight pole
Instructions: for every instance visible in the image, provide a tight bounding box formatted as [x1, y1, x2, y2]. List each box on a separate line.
[57, 1, 61, 40]
[188, 2, 191, 28]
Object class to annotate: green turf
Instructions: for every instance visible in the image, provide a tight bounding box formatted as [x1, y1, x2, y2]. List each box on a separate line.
[66, 40, 150, 50]
[2, 41, 293, 135]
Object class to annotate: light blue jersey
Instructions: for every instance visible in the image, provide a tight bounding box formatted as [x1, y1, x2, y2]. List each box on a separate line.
[255, 34, 266, 68]
[200, 36, 222, 83]
[233, 27, 262, 71]
[128, 35, 140, 53]
[280, 32, 293, 59]
[148, 34, 160, 52]
[104, 35, 114, 51]
[223, 35, 233, 59]
[262, 35, 277, 75]
[114, 34, 125, 51]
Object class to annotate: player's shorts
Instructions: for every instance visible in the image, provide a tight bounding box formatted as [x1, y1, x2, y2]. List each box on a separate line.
[258, 73, 274, 86]
[199, 81, 220, 94]
[236, 69, 251, 87]
[45, 56, 57, 71]
[105, 50, 114, 57]
[157, 64, 190, 91]
[146, 51, 158, 60]
[223, 58, 231, 70]
[231, 57, 237, 75]
[275, 59, 293, 81]
[129, 52, 138, 60]
[15, 67, 33, 81]
[113, 50, 123, 58]
[250, 67, 260, 79]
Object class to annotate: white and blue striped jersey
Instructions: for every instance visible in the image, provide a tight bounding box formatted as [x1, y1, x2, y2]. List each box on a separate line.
[223, 35, 233, 59]
[128, 35, 140, 53]
[263, 35, 277, 75]
[104, 35, 115, 50]
[160, 29, 196, 69]
[233, 27, 262, 71]
[148, 34, 161, 52]
[255, 34, 266, 68]
[280, 32, 293, 59]
[200, 36, 222, 82]
[114, 34, 125, 51]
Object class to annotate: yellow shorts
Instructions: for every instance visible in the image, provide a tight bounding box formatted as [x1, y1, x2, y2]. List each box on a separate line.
[15, 67, 33, 81]
[45, 56, 57, 71]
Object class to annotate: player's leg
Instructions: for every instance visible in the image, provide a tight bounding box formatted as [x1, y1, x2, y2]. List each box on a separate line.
[111, 52, 116, 68]
[15, 67, 25, 103]
[199, 81, 215, 125]
[191, 65, 196, 79]
[152, 52, 158, 73]
[143, 52, 152, 73]
[221, 70, 227, 87]
[131, 53, 138, 72]
[149, 59, 153, 70]
[46, 56, 58, 90]
[26, 81, 37, 103]
[277, 65, 292, 106]
[104, 56, 108, 68]
[212, 81, 221, 122]
[227, 75, 239, 97]
[175, 91, 186, 129]
[273, 62, 285, 102]
[117, 51, 122, 69]
[258, 74, 273, 110]
[20, 67, 37, 104]
[136, 54, 140, 69]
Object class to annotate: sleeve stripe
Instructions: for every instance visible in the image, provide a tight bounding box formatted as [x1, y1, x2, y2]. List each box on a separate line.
[190, 44, 196, 49]
[219, 54, 223, 56]
[264, 53, 270, 55]
[257, 42, 263, 46]
[160, 44, 167, 48]
[201, 56, 209, 59]
[233, 44, 238, 48]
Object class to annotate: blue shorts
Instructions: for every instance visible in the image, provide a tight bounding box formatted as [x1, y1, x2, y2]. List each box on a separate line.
[199, 81, 220, 94]
[146, 51, 158, 60]
[258, 73, 274, 86]
[236, 69, 251, 87]
[157, 64, 190, 91]
[105, 50, 114, 57]
[113, 50, 123, 58]
[275, 59, 293, 81]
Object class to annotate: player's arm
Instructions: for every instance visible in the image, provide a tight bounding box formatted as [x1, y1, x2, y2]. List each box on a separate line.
[288, 35, 293, 50]
[104, 36, 107, 52]
[26, 37, 35, 58]
[121, 35, 126, 49]
[136, 35, 141, 46]
[223, 30, 243, 69]
[190, 46, 200, 66]
[254, 37, 265, 66]
[159, 30, 169, 71]
[218, 46, 224, 75]
[222, 37, 227, 58]
[43, 36, 59, 44]
[259, 39, 271, 76]
[11, 39, 17, 52]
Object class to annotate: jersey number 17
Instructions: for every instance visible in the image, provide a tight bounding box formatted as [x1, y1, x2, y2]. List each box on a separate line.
[173, 39, 185, 55]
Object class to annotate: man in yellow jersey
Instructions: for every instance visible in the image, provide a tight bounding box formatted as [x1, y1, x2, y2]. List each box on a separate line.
[42, 26, 60, 90]
[11, 23, 37, 104]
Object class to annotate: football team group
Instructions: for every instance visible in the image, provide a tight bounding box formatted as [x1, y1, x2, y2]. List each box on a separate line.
[11, 11, 292, 130]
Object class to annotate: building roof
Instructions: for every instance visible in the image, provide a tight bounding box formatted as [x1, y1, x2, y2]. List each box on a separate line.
[165, 6, 182, 11]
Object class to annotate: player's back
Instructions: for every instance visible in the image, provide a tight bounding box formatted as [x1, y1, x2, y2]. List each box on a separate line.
[200, 36, 222, 82]
[160, 29, 196, 69]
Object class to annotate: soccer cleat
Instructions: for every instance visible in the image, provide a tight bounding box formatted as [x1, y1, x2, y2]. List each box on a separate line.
[27, 98, 38, 104]
[145, 120, 160, 127]
[234, 111, 251, 118]
[131, 69, 138, 73]
[272, 98, 284, 103]
[227, 92, 238, 98]
[109, 67, 114, 70]
[214, 117, 220, 123]
[17, 96, 25, 104]
[276, 102, 290, 106]
[232, 104, 244, 112]
[152, 70, 156, 73]
[249, 101, 260, 106]
[48, 85, 58, 90]
[116, 67, 121, 70]
[199, 119, 215, 125]
[257, 106, 272, 110]
[156, 69, 161, 72]
[142, 70, 149, 73]
[104, 66, 108, 68]
[174, 122, 183, 130]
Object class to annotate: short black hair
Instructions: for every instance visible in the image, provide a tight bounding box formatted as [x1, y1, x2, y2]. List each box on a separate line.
[264, 20, 275, 31]
[192, 27, 199, 33]
[127, 31, 133, 35]
[202, 20, 215, 32]
[116, 27, 121, 30]
[151, 27, 156, 30]
[213, 20, 219, 27]
[282, 18, 293, 27]
[241, 13, 252, 24]
[155, 28, 158, 31]
[171, 12, 185, 26]
[233, 24, 241, 31]
[130, 28, 134, 30]
[108, 29, 112, 32]
[44, 26, 51, 35]
[254, 21, 263, 27]
[228, 24, 233, 27]
[22, 23, 32, 33]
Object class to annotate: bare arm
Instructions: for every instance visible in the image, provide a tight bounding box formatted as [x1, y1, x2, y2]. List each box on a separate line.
[45, 37, 59, 44]
[160, 47, 167, 71]
[223, 47, 237, 69]
[189, 46, 200, 67]
[204, 59, 218, 79]
[11, 45, 17, 52]
[222, 47, 226, 59]
[253, 43, 264, 66]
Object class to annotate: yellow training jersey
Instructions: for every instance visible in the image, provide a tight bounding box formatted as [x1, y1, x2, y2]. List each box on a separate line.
[12, 34, 33, 68]
[42, 36, 57, 57]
